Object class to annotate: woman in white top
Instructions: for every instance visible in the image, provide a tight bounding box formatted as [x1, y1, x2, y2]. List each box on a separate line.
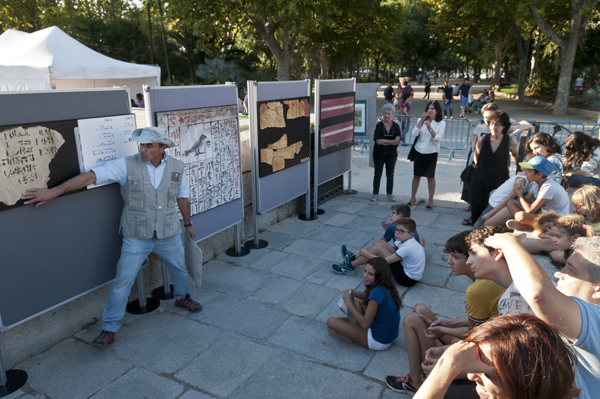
[408, 101, 446, 210]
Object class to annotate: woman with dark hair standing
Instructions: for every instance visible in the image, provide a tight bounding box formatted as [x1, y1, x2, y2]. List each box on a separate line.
[408, 101, 445, 210]
[372, 103, 402, 202]
[464, 110, 517, 225]
[563, 131, 600, 189]
[412, 314, 579, 399]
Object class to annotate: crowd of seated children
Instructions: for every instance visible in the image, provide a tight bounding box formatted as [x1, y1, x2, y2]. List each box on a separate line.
[505, 156, 570, 231]
[385, 231, 505, 395]
[326, 257, 401, 351]
[332, 204, 424, 277]
[522, 214, 594, 264]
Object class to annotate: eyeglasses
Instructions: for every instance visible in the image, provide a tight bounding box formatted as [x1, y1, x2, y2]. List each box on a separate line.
[395, 228, 409, 234]
[392, 211, 398, 215]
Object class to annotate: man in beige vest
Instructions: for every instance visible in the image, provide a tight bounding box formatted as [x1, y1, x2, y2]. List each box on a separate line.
[22, 127, 202, 347]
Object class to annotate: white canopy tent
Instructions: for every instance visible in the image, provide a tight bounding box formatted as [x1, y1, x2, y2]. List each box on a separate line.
[0, 26, 160, 96]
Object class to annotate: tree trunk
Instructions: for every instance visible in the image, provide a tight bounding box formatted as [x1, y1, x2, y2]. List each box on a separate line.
[252, 20, 295, 81]
[529, 30, 540, 79]
[511, 24, 533, 104]
[319, 50, 328, 79]
[157, 0, 171, 84]
[493, 33, 511, 87]
[183, 29, 194, 84]
[146, 0, 154, 64]
[375, 58, 380, 82]
[530, 0, 598, 116]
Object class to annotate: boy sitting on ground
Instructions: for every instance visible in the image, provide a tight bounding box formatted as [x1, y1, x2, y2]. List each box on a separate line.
[333, 204, 423, 276]
[506, 155, 570, 230]
[385, 231, 505, 395]
[334, 218, 425, 287]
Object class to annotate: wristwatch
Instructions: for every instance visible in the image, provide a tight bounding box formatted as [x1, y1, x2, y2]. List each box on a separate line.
[184, 223, 193, 228]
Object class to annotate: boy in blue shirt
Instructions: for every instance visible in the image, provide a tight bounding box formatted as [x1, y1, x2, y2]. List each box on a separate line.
[333, 204, 423, 276]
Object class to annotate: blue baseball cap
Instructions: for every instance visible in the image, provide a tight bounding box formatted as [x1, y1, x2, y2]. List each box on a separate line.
[518, 156, 554, 177]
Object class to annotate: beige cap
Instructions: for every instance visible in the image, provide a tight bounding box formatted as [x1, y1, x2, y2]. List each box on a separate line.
[132, 126, 175, 148]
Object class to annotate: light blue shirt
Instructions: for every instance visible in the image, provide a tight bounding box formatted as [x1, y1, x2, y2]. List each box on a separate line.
[571, 297, 600, 399]
[91, 154, 189, 198]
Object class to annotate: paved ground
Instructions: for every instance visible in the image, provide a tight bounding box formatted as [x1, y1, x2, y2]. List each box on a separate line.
[4, 85, 575, 399]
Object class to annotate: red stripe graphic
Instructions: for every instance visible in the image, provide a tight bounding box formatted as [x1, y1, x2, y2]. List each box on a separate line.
[321, 121, 354, 149]
[321, 96, 355, 119]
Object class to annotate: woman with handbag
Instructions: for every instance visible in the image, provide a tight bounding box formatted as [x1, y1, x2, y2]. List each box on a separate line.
[372, 104, 402, 202]
[407, 101, 445, 209]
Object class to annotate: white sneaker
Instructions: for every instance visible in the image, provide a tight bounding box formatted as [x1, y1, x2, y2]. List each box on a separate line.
[387, 194, 395, 202]
[372, 194, 378, 202]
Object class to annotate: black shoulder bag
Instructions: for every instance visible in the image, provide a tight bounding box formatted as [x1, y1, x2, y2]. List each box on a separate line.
[407, 133, 420, 162]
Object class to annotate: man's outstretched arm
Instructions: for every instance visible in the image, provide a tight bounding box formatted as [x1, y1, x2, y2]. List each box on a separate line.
[485, 233, 582, 341]
[21, 171, 97, 207]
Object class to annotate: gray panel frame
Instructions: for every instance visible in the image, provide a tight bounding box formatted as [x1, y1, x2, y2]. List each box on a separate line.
[314, 79, 355, 188]
[252, 80, 311, 214]
[144, 84, 245, 243]
[0, 88, 130, 329]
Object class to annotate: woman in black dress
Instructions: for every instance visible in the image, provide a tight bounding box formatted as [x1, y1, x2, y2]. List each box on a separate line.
[466, 110, 518, 225]
[372, 103, 401, 202]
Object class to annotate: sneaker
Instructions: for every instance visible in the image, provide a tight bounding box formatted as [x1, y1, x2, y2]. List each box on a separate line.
[341, 245, 356, 263]
[385, 374, 418, 395]
[387, 194, 395, 202]
[372, 194, 378, 202]
[175, 294, 203, 313]
[92, 330, 115, 347]
[332, 261, 356, 276]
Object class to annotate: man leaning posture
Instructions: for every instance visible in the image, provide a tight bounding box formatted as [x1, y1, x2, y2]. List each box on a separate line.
[485, 234, 600, 399]
[22, 127, 203, 347]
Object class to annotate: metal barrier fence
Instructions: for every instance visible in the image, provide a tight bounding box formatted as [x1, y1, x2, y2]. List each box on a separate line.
[535, 121, 585, 144]
[391, 115, 471, 160]
[591, 124, 600, 138]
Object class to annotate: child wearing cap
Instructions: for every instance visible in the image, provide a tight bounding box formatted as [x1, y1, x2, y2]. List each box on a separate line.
[505, 155, 570, 230]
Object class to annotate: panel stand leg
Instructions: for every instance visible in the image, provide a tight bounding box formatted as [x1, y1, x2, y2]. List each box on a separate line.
[127, 259, 160, 314]
[342, 171, 357, 195]
[226, 223, 250, 256]
[152, 259, 175, 300]
[299, 189, 318, 221]
[245, 210, 268, 249]
[0, 349, 27, 397]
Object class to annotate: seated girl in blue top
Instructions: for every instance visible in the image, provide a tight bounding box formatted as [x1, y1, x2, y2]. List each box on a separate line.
[326, 257, 402, 350]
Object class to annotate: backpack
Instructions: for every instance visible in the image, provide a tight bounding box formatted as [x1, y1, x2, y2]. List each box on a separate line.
[403, 86, 411, 95]
[384, 87, 392, 100]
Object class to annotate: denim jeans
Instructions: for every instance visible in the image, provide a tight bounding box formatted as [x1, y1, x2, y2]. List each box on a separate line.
[102, 234, 189, 332]
[567, 175, 600, 189]
[444, 100, 453, 117]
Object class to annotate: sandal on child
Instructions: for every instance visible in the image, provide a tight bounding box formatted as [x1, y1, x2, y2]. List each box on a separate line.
[462, 218, 473, 226]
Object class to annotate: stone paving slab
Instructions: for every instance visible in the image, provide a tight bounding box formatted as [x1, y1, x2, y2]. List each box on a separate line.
[217, 247, 269, 266]
[323, 212, 357, 227]
[232, 351, 383, 399]
[356, 204, 394, 219]
[248, 276, 303, 306]
[408, 209, 441, 226]
[178, 390, 215, 399]
[416, 225, 461, 246]
[402, 284, 467, 320]
[419, 263, 453, 287]
[269, 253, 327, 280]
[247, 250, 289, 271]
[266, 216, 326, 238]
[364, 344, 410, 383]
[282, 282, 339, 318]
[175, 333, 275, 397]
[268, 316, 374, 372]
[89, 367, 184, 399]
[203, 299, 289, 339]
[447, 274, 473, 292]
[202, 260, 275, 298]
[319, 196, 370, 214]
[251, 230, 296, 250]
[429, 213, 475, 232]
[108, 312, 222, 374]
[187, 292, 237, 322]
[18, 339, 132, 399]
[309, 225, 376, 248]
[282, 238, 331, 256]
[344, 216, 388, 235]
